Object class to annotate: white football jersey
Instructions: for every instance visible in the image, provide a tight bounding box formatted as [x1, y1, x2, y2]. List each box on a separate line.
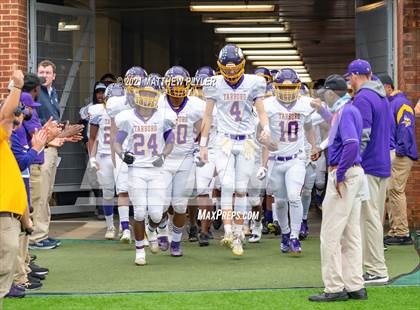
[106, 95, 131, 119]
[115, 109, 173, 168]
[264, 95, 314, 157]
[158, 95, 205, 158]
[88, 104, 112, 155]
[203, 74, 266, 135]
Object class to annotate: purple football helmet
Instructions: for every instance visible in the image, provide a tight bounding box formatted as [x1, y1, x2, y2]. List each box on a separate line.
[272, 68, 301, 103]
[254, 67, 272, 83]
[164, 66, 191, 98]
[217, 44, 245, 84]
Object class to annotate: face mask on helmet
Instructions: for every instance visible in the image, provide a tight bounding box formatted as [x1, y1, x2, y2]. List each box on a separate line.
[273, 80, 301, 103]
[217, 60, 245, 85]
[133, 86, 160, 109]
[164, 75, 191, 98]
[124, 66, 147, 95]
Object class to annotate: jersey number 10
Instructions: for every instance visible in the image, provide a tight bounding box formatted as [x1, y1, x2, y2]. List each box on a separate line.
[279, 120, 298, 142]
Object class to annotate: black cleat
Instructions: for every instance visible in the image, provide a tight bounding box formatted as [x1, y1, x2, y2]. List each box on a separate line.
[29, 271, 45, 281]
[384, 235, 413, 246]
[198, 233, 210, 246]
[188, 226, 198, 242]
[29, 262, 49, 276]
[262, 223, 269, 235]
[348, 288, 368, 300]
[309, 291, 349, 302]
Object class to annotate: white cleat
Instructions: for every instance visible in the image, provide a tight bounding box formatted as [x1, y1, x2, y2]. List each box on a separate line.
[120, 229, 131, 244]
[135, 252, 146, 266]
[220, 232, 233, 248]
[146, 229, 159, 254]
[248, 223, 262, 243]
[105, 226, 116, 240]
[232, 237, 244, 256]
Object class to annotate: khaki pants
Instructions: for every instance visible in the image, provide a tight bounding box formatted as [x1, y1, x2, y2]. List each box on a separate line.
[387, 155, 413, 237]
[321, 166, 364, 293]
[13, 234, 29, 285]
[30, 147, 58, 243]
[361, 174, 389, 277]
[0, 217, 20, 300]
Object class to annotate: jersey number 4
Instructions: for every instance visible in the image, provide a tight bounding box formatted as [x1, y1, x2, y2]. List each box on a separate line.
[279, 120, 298, 142]
[229, 101, 242, 122]
[133, 133, 158, 156]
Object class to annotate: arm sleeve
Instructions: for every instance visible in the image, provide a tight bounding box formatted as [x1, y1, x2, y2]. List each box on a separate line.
[318, 105, 332, 124]
[10, 135, 37, 172]
[115, 130, 128, 144]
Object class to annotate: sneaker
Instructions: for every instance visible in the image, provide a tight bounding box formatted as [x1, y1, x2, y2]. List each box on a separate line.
[28, 274, 42, 283]
[15, 284, 26, 292]
[29, 262, 49, 275]
[289, 237, 302, 255]
[47, 237, 61, 247]
[299, 220, 309, 240]
[220, 232, 233, 248]
[134, 252, 146, 266]
[157, 236, 169, 251]
[384, 235, 413, 246]
[146, 229, 159, 254]
[188, 226, 198, 242]
[120, 229, 131, 244]
[198, 232, 210, 247]
[363, 272, 389, 284]
[308, 291, 348, 302]
[22, 281, 43, 291]
[5, 286, 25, 298]
[170, 241, 183, 257]
[280, 233, 290, 253]
[29, 239, 57, 250]
[248, 222, 262, 243]
[30, 254, 37, 262]
[232, 236, 244, 256]
[105, 226, 116, 240]
[268, 221, 281, 235]
[29, 271, 45, 280]
[348, 288, 368, 300]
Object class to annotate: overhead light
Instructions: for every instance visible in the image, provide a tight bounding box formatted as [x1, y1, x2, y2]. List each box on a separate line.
[225, 36, 292, 42]
[203, 17, 279, 24]
[58, 21, 80, 31]
[236, 43, 294, 49]
[298, 73, 310, 77]
[252, 61, 304, 66]
[243, 50, 298, 55]
[215, 27, 285, 34]
[262, 65, 307, 70]
[190, 4, 275, 12]
[356, 1, 386, 13]
[247, 55, 301, 60]
[300, 77, 312, 83]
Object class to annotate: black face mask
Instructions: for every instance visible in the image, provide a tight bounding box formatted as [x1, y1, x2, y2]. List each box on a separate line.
[24, 112, 32, 121]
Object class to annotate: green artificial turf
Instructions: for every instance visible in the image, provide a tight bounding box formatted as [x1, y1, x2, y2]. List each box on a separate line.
[24, 237, 419, 294]
[5, 287, 420, 310]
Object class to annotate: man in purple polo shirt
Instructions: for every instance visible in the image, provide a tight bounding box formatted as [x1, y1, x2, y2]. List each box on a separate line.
[347, 59, 391, 284]
[309, 75, 366, 302]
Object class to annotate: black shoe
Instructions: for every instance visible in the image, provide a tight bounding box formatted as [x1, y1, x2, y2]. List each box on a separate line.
[30, 254, 37, 262]
[47, 237, 61, 247]
[29, 271, 45, 280]
[29, 262, 49, 275]
[384, 236, 413, 246]
[188, 226, 198, 242]
[5, 286, 25, 298]
[348, 288, 368, 300]
[207, 229, 214, 239]
[22, 281, 43, 291]
[363, 272, 389, 284]
[28, 274, 42, 284]
[309, 291, 348, 302]
[198, 233, 210, 246]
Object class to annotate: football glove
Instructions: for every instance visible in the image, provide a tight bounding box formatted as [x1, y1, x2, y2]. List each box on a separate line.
[194, 154, 205, 167]
[122, 151, 135, 165]
[256, 167, 267, 180]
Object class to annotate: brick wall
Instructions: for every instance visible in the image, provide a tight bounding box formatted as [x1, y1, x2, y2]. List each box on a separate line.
[398, 0, 420, 229]
[0, 0, 27, 99]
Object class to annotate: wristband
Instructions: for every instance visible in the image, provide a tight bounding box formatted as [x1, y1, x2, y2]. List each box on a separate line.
[200, 136, 208, 147]
[263, 125, 270, 133]
[14, 86, 22, 90]
[89, 157, 97, 166]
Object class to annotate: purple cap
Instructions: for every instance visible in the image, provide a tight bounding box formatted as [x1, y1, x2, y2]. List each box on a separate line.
[20, 92, 41, 107]
[344, 59, 372, 77]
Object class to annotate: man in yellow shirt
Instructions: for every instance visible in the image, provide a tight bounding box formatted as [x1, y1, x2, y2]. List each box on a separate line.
[0, 66, 31, 304]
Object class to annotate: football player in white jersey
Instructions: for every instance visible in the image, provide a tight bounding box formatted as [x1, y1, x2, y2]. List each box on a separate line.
[158, 66, 206, 257]
[88, 82, 125, 239]
[190, 66, 217, 246]
[200, 44, 270, 256]
[114, 78, 174, 266]
[106, 67, 148, 243]
[260, 68, 319, 255]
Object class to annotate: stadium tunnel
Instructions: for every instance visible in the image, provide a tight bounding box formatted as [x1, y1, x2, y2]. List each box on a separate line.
[23, 0, 420, 229]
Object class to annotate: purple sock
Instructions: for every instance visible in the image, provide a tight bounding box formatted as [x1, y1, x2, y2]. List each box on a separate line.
[102, 205, 114, 216]
[121, 221, 129, 230]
